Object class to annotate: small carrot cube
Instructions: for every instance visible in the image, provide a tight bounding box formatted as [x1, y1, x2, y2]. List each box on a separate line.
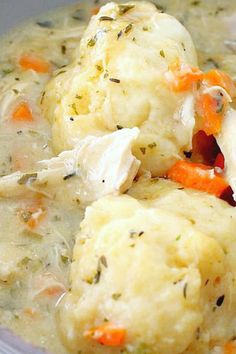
[12, 102, 34, 122]
[204, 69, 236, 98]
[84, 323, 126, 347]
[167, 160, 228, 197]
[19, 54, 50, 73]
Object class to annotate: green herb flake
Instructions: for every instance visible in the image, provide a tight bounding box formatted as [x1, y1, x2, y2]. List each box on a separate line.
[116, 125, 123, 130]
[143, 26, 149, 31]
[61, 45, 67, 55]
[17, 173, 38, 185]
[118, 4, 135, 15]
[148, 142, 157, 149]
[140, 147, 146, 155]
[124, 23, 133, 34]
[117, 30, 123, 40]
[99, 16, 115, 21]
[96, 64, 103, 72]
[2, 68, 14, 75]
[109, 78, 120, 83]
[183, 283, 188, 299]
[94, 262, 102, 284]
[63, 172, 76, 181]
[36, 20, 53, 28]
[55, 70, 66, 77]
[61, 255, 70, 264]
[160, 50, 165, 58]
[12, 89, 19, 94]
[112, 293, 122, 300]
[72, 103, 79, 115]
[176, 235, 181, 241]
[191, 0, 200, 5]
[100, 255, 108, 268]
[87, 37, 96, 47]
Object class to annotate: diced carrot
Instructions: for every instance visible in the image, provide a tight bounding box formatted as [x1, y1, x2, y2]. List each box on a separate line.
[224, 342, 236, 354]
[18, 196, 46, 229]
[84, 323, 126, 347]
[204, 69, 236, 98]
[168, 63, 203, 92]
[19, 54, 50, 73]
[91, 6, 100, 15]
[167, 160, 228, 197]
[23, 307, 39, 318]
[12, 102, 33, 123]
[214, 153, 225, 170]
[39, 285, 65, 298]
[192, 130, 220, 166]
[196, 92, 227, 136]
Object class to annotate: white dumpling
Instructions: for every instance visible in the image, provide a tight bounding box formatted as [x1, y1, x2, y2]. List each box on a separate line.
[42, 1, 198, 176]
[58, 179, 236, 354]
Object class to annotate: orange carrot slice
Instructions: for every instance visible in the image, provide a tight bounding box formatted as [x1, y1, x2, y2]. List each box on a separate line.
[18, 196, 46, 229]
[84, 323, 126, 347]
[196, 92, 227, 136]
[167, 160, 228, 197]
[38, 285, 65, 298]
[12, 102, 33, 122]
[224, 342, 236, 354]
[204, 69, 236, 98]
[168, 63, 203, 92]
[19, 55, 50, 73]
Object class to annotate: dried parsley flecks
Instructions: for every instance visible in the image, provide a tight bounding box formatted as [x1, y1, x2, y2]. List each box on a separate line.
[216, 294, 225, 307]
[148, 142, 157, 149]
[130, 230, 144, 238]
[71, 103, 79, 115]
[100, 255, 108, 268]
[63, 172, 76, 181]
[18, 173, 38, 185]
[93, 256, 108, 284]
[116, 125, 123, 130]
[160, 50, 165, 58]
[183, 283, 188, 298]
[99, 16, 115, 21]
[112, 293, 122, 300]
[124, 23, 133, 34]
[36, 20, 53, 28]
[61, 45, 67, 55]
[118, 4, 135, 15]
[87, 37, 97, 47]
[109, 78, 120, 83]
[176, 235, 181, 241]
[140, 147, 146, 155]
[117, 30, 123, 40]
[96, 64, 103, 72]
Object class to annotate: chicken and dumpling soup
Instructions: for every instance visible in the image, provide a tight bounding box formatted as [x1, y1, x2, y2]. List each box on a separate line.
[1, 1, 236, 354]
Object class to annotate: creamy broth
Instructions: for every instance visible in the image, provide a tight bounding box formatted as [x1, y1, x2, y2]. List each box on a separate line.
[0, 1, 236, 353]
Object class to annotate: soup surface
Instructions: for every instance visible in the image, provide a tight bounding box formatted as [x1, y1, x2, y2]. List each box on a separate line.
[0, 1, 236, 353]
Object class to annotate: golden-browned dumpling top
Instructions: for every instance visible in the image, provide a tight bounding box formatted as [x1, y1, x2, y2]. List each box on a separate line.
[58, 178, 236, 354]
[42, 1, 198, 176]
